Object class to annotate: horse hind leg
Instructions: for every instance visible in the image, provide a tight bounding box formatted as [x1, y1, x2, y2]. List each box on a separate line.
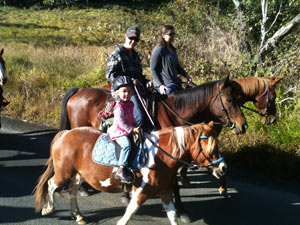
[69, 173, 86, 225]
[41, 178, 58, 216]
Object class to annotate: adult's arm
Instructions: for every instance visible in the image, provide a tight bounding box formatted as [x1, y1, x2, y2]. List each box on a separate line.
[106, 54, 121, 83]
[150, 46, 164, 88]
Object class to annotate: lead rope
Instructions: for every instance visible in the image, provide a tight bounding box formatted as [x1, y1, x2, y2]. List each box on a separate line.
[144, 133, 209, 169]
[134, 83, 158, 130]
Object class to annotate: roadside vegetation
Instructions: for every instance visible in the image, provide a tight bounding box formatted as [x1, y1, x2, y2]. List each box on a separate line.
[0, 0, 299, 181]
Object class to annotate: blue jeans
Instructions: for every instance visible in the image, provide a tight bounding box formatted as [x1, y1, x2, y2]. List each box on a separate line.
[156, 84, 179, 95]
[166, 84, 179, 94]
[131, 94, 144, 127]
[115, 135, 131, 167]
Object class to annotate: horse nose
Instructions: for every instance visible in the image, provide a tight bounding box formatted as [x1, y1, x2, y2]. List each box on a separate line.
[220, 162, 227, 174]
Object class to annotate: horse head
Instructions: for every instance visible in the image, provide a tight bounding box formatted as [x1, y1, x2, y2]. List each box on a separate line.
[214, 76, 248, 134]
[189, 121, 227, 179]
[0, 48, 7, 86]
[254, 75, 282, 125]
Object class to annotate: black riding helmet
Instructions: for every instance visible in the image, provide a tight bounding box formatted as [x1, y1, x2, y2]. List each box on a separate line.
[112, 76, 134, 92]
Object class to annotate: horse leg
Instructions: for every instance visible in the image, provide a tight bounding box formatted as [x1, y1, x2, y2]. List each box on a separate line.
[121, 184, 131, 204]
[117, 188, 144, 225]
[69, 173, 86, 225]
[218, 175, 228, 197]
[161, 193, 179, 225]
[173, 180, 191, 223]
[41, 178, 58, 216]
[178, 166, 190, 186]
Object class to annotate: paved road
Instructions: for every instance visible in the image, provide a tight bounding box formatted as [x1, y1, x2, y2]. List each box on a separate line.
[0, 116, 299, 225]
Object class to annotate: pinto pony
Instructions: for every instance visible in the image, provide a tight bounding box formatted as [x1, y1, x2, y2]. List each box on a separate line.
[34, 122, 226, 225]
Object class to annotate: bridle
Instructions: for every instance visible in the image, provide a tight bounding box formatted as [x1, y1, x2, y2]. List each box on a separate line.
[160, 81, 236, 128]
[240, 86, 274, 120]
[144, 133, 224, 169]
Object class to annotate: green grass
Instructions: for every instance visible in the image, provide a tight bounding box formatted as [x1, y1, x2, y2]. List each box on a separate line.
[0, 1, 299, 181]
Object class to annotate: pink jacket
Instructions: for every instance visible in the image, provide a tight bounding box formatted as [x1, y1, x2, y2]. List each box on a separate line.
[108, 101, 136, 140]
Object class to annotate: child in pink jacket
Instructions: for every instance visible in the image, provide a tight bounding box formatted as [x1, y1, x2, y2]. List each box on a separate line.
[108, 76, 139, 183]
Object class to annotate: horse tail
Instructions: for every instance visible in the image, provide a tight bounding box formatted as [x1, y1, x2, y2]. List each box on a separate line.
[59, 87, 80, 130]
[33, 155, 54, 213]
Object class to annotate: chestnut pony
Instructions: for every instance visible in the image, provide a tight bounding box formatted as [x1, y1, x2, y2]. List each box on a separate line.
[34, 122, 226, 225]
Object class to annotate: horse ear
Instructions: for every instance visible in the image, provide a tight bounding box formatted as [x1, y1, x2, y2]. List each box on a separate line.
[270, 75, 282, 87]
[0, 48, 3, 56]
[222, 75, 230, 88]
[208, 121, 214, 128]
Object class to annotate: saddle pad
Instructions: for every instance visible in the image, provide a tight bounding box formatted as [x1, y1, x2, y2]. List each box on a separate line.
[92, 133, 148, 169]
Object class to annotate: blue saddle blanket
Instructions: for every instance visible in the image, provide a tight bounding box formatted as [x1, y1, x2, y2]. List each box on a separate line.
[92, 133, 148, 169]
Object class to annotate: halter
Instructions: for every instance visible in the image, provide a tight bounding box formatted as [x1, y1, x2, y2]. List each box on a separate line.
[144, 133, 224, 169]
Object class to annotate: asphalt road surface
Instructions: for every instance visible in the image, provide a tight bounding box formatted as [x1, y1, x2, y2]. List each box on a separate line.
[0, 116, 299, 225]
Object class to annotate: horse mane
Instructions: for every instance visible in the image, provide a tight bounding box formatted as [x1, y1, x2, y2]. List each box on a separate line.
[173, 80, 218, 114]
[234, 77, 270, 96]
[166, 123, 217, 157]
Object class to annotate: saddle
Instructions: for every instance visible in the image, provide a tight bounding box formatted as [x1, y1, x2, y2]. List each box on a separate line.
[92, 132, 148, 170]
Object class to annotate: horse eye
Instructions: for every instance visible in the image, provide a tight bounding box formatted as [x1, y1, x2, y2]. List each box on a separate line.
[227, 98, 232, 102]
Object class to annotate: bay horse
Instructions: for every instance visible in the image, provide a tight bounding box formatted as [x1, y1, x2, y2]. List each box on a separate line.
[58, 76, 247, 222]
[59, 76, 248, 134]
[34, 122, 226, 225]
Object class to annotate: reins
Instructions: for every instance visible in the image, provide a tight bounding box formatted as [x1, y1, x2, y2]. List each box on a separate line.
[143, 133, 223, 169]
[159, 81, 232, 128]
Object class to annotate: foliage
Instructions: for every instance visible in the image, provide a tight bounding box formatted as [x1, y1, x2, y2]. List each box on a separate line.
[0, 0, 299, 181]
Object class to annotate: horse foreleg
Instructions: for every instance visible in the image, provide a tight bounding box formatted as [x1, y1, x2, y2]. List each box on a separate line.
[173, 180, 191, 223]
[117, 188, 142, 225]
[69, 173, 86, 225]
[42, 178, 58, 216]
[161, 193, 179, 225]
[218, 175, 228, 197]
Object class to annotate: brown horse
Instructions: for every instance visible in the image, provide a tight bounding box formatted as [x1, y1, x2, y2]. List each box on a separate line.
[232, 75, 282, 124]
[59, 76, 248, 134]
[34, 122, 226, 225]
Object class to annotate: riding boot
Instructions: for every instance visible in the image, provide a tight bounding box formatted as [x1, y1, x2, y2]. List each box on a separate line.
[115, 167, 133, 184]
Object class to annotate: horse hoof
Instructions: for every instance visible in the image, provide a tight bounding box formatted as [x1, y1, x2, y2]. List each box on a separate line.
[179, 213, 191, 223]
[121, 195, 130, 204]
[180, 178, 191, 187]
[218, 187, 228, 197]
[76, 214, 86, 225]
[41, 205, 54, 216]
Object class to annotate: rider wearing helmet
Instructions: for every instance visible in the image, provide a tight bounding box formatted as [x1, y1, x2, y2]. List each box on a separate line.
[108, 76, 139, 183]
